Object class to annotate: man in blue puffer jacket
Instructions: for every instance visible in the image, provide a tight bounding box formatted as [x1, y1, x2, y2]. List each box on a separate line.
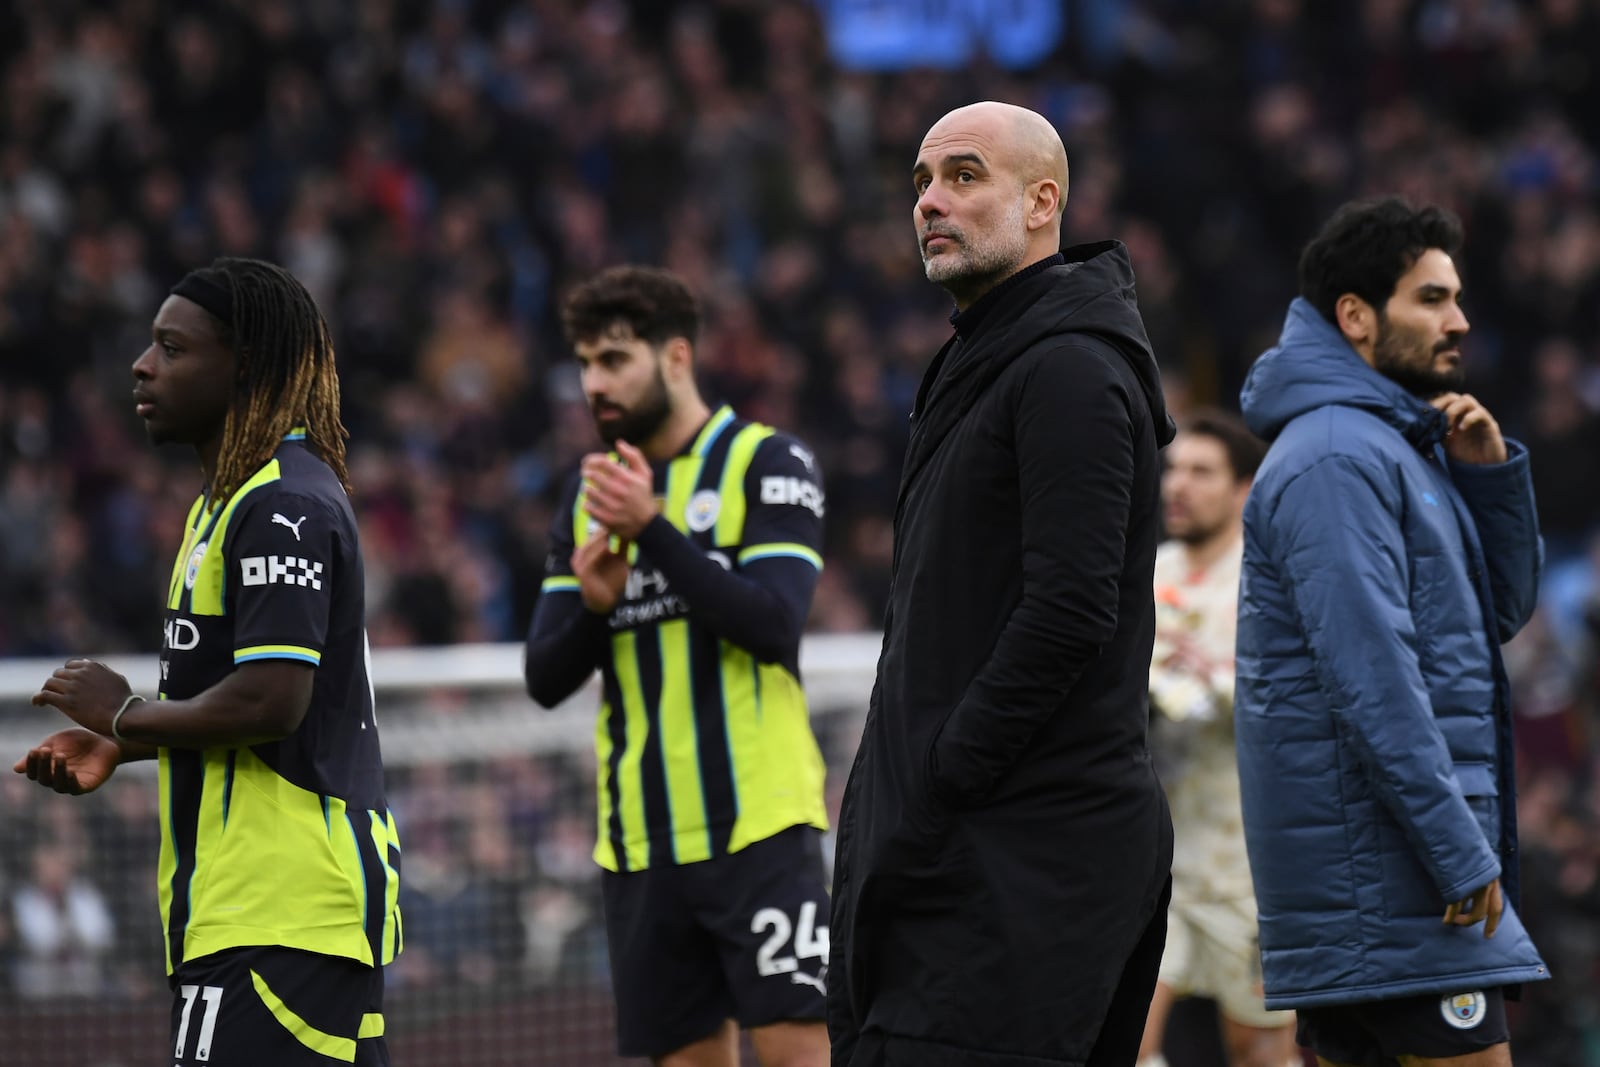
[1236, 197, 1548, 1067]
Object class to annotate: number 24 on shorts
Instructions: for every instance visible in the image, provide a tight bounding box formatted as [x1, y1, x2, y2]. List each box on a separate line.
[752, 901, 828, 977]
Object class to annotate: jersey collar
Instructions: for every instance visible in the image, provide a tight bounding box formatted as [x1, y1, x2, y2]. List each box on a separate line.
[683, 406, 735, 459]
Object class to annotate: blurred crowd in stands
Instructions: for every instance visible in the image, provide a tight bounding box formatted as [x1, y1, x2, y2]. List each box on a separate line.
[3, 0, 1600, 1061]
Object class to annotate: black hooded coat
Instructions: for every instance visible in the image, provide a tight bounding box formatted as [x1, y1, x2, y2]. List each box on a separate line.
[828, 242, 1178, 1066]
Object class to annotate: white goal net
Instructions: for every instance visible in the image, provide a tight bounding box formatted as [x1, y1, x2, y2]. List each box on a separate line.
[0, 634, 880, 1066]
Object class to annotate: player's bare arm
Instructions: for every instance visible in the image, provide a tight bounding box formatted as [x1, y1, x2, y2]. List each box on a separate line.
[22, 660, 160, 788]
[33, 657, 317, 750]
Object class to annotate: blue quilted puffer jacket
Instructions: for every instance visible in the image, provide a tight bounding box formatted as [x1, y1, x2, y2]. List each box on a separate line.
[1235, 299, 1549, 1008]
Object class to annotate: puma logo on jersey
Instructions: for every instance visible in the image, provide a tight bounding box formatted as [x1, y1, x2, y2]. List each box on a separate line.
[272, 513, 307, 541]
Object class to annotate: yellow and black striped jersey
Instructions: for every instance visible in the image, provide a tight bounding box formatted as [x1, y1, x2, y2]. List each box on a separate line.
[530, 406, 828, 872]
[157, 432, 400, 974]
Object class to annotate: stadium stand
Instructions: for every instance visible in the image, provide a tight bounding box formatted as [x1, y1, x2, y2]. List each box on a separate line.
[2, 1, 1599, 1063]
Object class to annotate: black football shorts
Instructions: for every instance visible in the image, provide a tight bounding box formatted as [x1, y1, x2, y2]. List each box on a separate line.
[601, 825, 831, 1058]
[1296, 985, 1509, 1064]
[169, 945, 387, 1066]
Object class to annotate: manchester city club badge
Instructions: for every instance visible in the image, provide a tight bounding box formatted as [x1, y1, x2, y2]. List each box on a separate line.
[686, 489, 720, 533]
[185, 541, 208, 589]
[1440, 991, 1487, 1030]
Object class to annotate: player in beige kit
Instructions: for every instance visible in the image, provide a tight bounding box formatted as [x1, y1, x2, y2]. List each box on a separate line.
[1139, 410, 1298, 1067]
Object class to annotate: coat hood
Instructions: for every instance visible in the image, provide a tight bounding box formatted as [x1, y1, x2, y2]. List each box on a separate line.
[1240, 297, 1448, 448]
[940, 241, 1176, 448]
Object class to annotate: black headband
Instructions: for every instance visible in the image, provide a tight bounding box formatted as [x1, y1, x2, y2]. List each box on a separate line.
[170, 271, 234, 327]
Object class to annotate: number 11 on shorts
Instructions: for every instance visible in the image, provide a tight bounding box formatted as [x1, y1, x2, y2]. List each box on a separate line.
[175, 983, 223, 1063]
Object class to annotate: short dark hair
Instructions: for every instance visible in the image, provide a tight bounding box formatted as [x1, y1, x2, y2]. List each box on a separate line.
[560, 265, 700, 348]
[1298, 198, 1464, 325]
[1182, 407, 1266, 482]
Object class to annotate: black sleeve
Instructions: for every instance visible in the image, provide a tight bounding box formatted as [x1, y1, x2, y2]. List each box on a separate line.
[930, 346, 1136, 805]
[633, 434, 824, 663]
[523, 475, 611, 707]
[226, 489, 337, 669]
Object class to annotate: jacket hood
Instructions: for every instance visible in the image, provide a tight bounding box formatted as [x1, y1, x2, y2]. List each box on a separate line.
[1241, 298, 1448, 447]
[954, 240, 1175, 447]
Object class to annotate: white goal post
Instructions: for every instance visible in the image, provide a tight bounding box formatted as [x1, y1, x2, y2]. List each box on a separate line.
[0, 634, 883, 766]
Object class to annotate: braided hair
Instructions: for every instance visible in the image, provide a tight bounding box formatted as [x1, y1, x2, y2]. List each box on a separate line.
[180, 258, 350, 503]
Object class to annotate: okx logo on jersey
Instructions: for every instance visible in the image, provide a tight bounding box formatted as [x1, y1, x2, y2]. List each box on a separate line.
[760, 476, 824, 517]
[240, 555, 324, 590]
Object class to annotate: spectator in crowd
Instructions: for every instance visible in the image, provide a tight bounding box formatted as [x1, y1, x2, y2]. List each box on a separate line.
[9, 845, 115, 1000]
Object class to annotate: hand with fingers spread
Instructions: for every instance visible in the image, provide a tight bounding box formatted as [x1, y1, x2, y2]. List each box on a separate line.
[572, 530, 632, 615]
[1430, 392, 1507, 465]
[581, 439, 659, 541]
[14, 728, 123, 794]
[1443, 877, 1503, 939]
[31, 659, 135, 737]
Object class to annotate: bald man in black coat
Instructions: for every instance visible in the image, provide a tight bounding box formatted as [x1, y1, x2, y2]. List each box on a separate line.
[828, 101, 1177, 1067]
